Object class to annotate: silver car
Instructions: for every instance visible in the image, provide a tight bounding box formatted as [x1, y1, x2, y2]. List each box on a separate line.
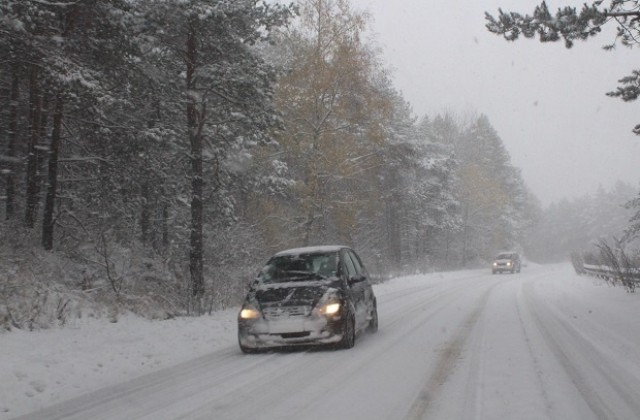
[492, 252, 521, 274]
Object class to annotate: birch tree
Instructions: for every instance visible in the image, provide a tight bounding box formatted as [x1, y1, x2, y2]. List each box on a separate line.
[273, 0, 389, 245]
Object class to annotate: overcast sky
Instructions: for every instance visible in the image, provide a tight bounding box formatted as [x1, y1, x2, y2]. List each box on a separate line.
[350, 0, 640, 207]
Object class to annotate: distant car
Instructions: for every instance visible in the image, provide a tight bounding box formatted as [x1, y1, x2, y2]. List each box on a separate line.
[238, 245, 378, 353]
[492, 252, 521, 274]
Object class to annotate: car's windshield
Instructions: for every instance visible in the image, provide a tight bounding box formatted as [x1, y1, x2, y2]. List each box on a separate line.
[496, 253, 514, 260]
[259, 252, 338, 283]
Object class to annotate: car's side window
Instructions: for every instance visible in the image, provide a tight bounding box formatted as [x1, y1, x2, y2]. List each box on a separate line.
[347, 250, 364, 276]
[343, 250, 358, 279]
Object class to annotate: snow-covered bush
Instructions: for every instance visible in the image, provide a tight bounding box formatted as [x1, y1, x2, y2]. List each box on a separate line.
[0, 222, 182, 330]
[575, 239, 640, 293]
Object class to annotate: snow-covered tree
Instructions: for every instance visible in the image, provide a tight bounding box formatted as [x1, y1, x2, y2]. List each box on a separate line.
[0, 0, 143, 247]
[1, 0, 293, 313]
[138, 0, 292, 304]
[526, 182, 637, 262]
[459, 115, 531, 256]
[428, 113, 535, 266]
[373, 102, 460, 272]
[269, 0, 385, 244]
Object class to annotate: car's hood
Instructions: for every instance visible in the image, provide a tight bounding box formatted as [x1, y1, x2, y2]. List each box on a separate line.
[254, 281, 333, 308]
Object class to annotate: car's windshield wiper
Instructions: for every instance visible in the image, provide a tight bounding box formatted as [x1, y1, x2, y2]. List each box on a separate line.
[280, 270, 331, 281]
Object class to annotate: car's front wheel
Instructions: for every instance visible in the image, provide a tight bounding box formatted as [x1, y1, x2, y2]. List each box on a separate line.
[338, 315, 356, 349]
[367, 301, 378, 334]
[240, 345, 257, 354]
[238, 336, 261, 354]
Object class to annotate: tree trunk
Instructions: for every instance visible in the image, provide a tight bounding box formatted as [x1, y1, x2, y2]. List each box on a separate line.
[444, 228, 451, 269]
[386, 171, 402, 268]
[186, 20, 204, 299]
[5, 68, 19, 220]
[25, 66, 42, 228]
[143, 101, 161, 248]
[161, 202, 169, 251]
[42, 94, 64, 250]
[36, 92, 51, 217]
[140, 182, 151, 244]
[461, 203, 470, 267]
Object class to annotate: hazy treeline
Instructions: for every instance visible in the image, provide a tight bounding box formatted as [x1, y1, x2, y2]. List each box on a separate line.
[526, 182, 639, 263]
[0, 0, 536, 321]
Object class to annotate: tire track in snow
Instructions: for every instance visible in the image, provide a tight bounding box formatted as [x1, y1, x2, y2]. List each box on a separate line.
[450, 271, 553, 420]
[376, 272, 487, 307]
[13, 347, 272, 420]
[280, 274, 507, 420]
[378, 272, 495, 334]
[179, 275, 484, 420]
[523, 280, 640, 420]
[175, 274, 485, 419]
[180, 273, 494, 420]
[513, 274, 558, 420]
[403, 280, 502, 420]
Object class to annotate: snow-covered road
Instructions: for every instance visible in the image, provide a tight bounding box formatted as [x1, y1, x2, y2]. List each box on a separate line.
[4, 263, 640, 420]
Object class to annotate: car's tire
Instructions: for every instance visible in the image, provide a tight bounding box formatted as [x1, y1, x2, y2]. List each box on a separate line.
[338, 315, 356, 349]
[367, 301, 378, 334]
[240, 345, 257, 354]
[239, 337, 261, 354]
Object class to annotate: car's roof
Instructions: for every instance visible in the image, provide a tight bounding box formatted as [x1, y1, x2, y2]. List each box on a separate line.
[274, 245, 350, 257]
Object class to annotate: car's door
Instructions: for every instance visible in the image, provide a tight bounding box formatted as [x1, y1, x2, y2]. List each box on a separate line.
[339, 249, 359, 322]
[349, 250, 376, 324]
[343, 249, 369, 331]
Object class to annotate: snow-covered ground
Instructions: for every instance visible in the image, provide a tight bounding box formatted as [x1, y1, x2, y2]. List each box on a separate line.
[2, 263, 639, 420]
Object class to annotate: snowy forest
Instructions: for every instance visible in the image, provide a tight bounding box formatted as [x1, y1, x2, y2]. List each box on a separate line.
[527, 182, 639, 262]
[0, 0, 637, 327]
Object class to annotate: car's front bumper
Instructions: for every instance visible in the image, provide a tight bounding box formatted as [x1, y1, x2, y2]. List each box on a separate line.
[493, 262, 514, 272]
[238, 315, 344, 349]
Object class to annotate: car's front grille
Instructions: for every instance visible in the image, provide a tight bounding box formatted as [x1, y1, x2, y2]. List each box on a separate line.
[280, 332, 310, 339]
[262, 305, 311, 319]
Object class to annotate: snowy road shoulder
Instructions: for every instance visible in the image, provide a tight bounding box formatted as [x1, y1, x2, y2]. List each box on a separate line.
[0, 310, 238, 419]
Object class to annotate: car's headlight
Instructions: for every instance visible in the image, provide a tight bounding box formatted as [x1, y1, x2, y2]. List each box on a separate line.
[239, 307, 261, 320]
[318, 301, 341, 316]
[506, 261, 511, 266]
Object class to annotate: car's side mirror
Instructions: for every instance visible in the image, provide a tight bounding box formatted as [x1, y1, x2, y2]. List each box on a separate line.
[348, 274, 366, 285]
[246, 278, 258, 291]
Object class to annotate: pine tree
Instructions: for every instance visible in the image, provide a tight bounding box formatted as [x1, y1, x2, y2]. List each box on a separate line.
[139, 0, 292, 306]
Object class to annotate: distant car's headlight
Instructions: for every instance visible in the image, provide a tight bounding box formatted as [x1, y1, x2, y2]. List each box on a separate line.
[318, 300, 341, 316]
[239, 307, 261, 320]
[506, 261, 511, 266]
[493, 262, 498, 266]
